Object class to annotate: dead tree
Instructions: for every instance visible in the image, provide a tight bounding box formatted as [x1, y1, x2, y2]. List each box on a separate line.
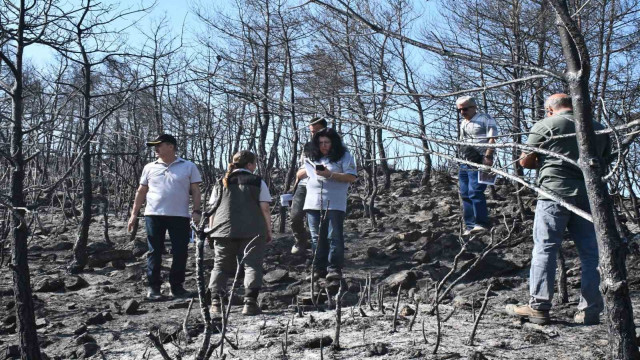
[549, 0, 639, 357]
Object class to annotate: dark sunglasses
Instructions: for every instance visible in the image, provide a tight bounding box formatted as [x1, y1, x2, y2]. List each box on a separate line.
[457, 106, 476, 112]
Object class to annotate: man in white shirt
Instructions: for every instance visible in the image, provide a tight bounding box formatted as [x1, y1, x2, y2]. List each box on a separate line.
[128, 134, 202, 300]
[456, 96, 498, 235]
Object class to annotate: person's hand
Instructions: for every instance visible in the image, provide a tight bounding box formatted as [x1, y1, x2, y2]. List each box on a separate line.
[316, 168, 332, 178]
[266, 234, 273, 244]
[127, 215, 137, 232]
[192, 212, 201, 226]
[482, 155, 494, 167]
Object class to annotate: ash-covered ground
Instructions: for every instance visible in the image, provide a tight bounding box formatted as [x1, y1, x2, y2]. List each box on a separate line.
[2, 170, 640, 359]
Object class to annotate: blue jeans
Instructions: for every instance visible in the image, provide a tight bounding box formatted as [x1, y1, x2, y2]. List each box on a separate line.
[529, 197, 604, 314]
[307, 210, 345, 272]
[458, 164, 489, 229]
[145, 216, 191, 289]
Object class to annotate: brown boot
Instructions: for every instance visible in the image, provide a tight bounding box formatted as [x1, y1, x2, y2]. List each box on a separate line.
[210, 298, 222, 317]
[505, 304, 550, 325]
[242, 298, 261, 316]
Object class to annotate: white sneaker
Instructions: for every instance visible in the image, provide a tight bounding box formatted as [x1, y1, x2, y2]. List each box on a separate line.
[470, 225, 488, 234]
[291, 244, 302, 254]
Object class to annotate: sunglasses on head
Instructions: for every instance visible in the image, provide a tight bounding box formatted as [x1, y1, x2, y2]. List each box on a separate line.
[457, 106, 476, 112]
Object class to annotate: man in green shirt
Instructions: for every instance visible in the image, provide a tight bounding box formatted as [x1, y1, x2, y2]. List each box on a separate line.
[505, 94, 610, 325]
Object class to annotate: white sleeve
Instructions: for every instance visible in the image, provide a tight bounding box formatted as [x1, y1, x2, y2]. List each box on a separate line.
[259, 180, 272, 203]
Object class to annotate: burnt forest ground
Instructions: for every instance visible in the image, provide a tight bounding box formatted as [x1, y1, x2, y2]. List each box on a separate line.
[2, 169, 640, 360]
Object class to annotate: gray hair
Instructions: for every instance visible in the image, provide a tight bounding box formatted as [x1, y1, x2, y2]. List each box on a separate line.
[456, 96, 477, 107]
[545, 94, 573, 111]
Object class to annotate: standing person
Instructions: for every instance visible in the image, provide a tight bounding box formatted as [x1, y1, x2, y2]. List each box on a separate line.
[506, 94, 610, 325]
[290, 117, 327, 254]
[207, 150, 272, 316]
[302, 128, 357, 281]
[456, 96, 498, 235]
[128, 134, 202, 300]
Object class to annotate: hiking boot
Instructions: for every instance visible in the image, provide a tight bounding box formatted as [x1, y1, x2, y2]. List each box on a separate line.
[574, 311, 600, 325]
[170, 285, 195, 299]
[242, 298, 261, 316]
[326, 269, 343, 281]
[306, 269, 327, 281]
[146, 286, 163, 301]
[210, 298, 222, 317]
[505, 304, 550, 325]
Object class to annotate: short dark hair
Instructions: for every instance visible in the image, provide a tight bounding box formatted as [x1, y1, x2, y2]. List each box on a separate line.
[310, 128, 347, 162]
[309, 117, 328, 128]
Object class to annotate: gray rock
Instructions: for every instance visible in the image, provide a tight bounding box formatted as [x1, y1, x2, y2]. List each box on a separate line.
[398, 230, 422, 243]
[87, 249, 134, 268]
[123, 300, 139, 315]
[76, 342, 100, 358]
[468, 351, 488, 360]
[35, 318, 48, 329]
[65, 276, 89, 291]
[382, 270, 417, 292]
[73, 325, 87, 335]
[263, 269, 290, 283]
[51, 241, 74, 251]
[34, 277, 65, 293]
[110, 260, 126, 270]
[411, 250, 429, 264]
[86, 313, 106, 326]
[74, 333, 96, 346]
[367, 343, 389, 356]
[301, 336, 333, 349]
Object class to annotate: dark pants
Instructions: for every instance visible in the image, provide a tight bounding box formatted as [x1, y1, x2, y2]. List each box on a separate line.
[290, 185, 309, 243]
[145, 215, 191, 289]
[307, 210, 346, 272]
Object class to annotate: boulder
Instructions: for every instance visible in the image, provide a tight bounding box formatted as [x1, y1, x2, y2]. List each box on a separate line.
[65, 276, 89, 291]
[86, 313, 106, 326]
[123, 300, 140, 315]
[301, 336, 333, 349]
[411, 251, 429, 264]
[76, 343, 100, 359]
[87, 249, 134, 268]
[51, 241, 74, 251]
[74, 333, 97, 346]
[263, 269, 290, 283]
[35, 318, 48, 329]
[399, 305, 415, 317]
[382, 270, 417, 292]
[73, 325, 87, 336]
[398, 231, 422, 243]
[34, 277, 65, 293]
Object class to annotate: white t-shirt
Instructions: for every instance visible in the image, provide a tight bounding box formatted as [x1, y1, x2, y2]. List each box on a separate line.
[303, 151, 357, 212]
[140, 157, 202, 218]
[208, 168, 271, 204]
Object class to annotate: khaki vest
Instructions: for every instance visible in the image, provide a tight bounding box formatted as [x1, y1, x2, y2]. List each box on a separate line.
[209, 172, 267, 239]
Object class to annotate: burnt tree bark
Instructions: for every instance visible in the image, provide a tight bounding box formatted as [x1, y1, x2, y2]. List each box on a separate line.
[549, 0, 639, 358]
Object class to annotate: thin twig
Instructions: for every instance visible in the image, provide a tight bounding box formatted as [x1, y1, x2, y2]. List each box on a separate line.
[147, 330, 172, 360]
[408, 299, 420, 331]
[467, 281, 493, 346]
[392, 286, 402, 332]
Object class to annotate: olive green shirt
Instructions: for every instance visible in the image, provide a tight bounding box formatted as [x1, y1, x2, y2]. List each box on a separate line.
[526, 110, 611, 200]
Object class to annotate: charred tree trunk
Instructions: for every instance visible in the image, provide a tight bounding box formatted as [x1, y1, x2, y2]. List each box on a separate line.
[6, 3, 43, 357]
[550, 1, 639, 358]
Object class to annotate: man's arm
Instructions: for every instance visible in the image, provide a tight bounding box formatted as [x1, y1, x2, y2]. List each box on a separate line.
[519, 152, 539, 169]
[260, 202, 272, 243]
[128, 185, 149, 232]
[190, 182, 202, 225]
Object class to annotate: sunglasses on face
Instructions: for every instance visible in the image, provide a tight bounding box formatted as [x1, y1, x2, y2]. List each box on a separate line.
[457, 106, 476, 113]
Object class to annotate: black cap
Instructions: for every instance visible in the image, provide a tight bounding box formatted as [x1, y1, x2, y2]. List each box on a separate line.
[146, 134, 177, 147]
[309, 117, 327, 126]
